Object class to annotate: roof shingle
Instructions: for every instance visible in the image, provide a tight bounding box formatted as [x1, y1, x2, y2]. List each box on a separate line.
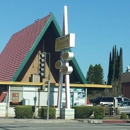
[0, 14, 51, 81]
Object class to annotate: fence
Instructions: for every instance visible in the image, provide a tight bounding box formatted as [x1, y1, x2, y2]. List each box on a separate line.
[0, 103, 15, 117]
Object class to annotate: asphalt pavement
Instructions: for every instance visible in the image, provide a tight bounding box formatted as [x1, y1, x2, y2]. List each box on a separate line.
[0, 118, 130, 124]
[0, 119, 130, 130]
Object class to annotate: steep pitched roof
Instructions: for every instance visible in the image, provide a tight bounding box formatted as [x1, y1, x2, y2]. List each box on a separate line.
[0, 13, 86, 84]
[0, 14, 51, 81]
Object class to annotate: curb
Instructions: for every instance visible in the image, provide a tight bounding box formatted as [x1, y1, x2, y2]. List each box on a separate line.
[0, 118, 130, 124]
[88, 120, 102, 123]
[76, 119, 130, 124]
[102, 120, 130, 123]
[42, 119, 80, 123]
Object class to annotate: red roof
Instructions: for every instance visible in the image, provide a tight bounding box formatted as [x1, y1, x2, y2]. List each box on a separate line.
[0, 14, 51, 81]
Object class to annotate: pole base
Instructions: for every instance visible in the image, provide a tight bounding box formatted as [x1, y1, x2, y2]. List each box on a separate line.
[60, 108, 75, 119]
[56, 108, 60, 118]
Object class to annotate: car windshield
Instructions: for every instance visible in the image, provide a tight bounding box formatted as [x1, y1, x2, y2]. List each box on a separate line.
[120, 102, 130, 106]
[116, 98, 122, 103]
[124, 98, 130, 101]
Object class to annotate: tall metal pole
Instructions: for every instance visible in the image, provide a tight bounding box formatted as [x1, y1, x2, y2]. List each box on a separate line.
[63, 6, 70, 109]
[47, 53, 51, 120]
[86, 88, 87, 105]
[34, 86, 37, 117]
[57, 65, 63, 108]
[6, 86, 10, 117]
[57, 5, 69, 109]
[6, 86, 9, 117]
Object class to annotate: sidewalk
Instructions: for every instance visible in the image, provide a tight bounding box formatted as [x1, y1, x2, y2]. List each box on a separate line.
[0, 118, 79, 124]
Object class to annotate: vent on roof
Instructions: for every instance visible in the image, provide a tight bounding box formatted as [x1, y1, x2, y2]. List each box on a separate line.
[126, 66, 130, 73]
[31, 74, 40, 82]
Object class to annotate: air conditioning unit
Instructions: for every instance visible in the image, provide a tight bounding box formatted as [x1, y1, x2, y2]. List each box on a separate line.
[31, 74, 40, 82]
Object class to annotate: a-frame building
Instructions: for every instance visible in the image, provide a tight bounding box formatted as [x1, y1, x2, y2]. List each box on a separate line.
[0, 14, 112, 108]
[0, 13, 86, 84]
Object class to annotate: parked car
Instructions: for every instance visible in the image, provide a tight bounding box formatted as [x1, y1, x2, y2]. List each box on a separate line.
[89, 98, 95, 104]
[115, 97, 130, 106]
[118, 101, 130, 117]
[93, 97, 114, 106]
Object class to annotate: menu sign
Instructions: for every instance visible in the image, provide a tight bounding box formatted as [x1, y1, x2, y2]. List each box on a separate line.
[12, 93, 19, 104]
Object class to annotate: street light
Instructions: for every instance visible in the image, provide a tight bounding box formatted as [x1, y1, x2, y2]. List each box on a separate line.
[39, 52, 46, 78]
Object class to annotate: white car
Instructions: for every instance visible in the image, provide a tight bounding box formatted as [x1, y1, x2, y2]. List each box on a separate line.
[115, 97, 130, 106]
[93, 97, 114, 106]
[118, 101, 130, 116]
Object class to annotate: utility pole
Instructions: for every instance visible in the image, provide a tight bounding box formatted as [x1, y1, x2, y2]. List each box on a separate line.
[47, 53, 51, 120]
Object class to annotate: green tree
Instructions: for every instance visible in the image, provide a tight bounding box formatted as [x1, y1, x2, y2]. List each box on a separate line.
[118, 48, 123, 93]
[107, 52, 112, 85]
[115, 50, 119, 80]
[107, 45, 123, 96]
[86, 64, 94, 84]
[86, 64, 104, 84]
[86, 64, 104, 98]
[112, 45, 116, 83]
[119, 48, 123, 78]
[93, 64, 104, 84]
[107, 45, 123, 84]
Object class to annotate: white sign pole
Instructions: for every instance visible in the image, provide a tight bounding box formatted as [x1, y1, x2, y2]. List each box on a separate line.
[63, 6, 70, 109]
[57, 5, 70, 109]
[57, 65, 63, 108]
[57, 6, 67, 108]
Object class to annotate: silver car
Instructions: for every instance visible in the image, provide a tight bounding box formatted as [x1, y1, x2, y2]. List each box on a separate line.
[115, 97, 130, 106]
[93, 97, 114, 106]
[118, 101, 130, 116]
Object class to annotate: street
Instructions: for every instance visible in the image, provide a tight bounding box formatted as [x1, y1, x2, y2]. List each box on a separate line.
[0, 122, 130, 130]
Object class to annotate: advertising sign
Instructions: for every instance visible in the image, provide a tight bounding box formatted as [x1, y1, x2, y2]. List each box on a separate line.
[55, 33, 75, 51]
[12, 93, 19, 104]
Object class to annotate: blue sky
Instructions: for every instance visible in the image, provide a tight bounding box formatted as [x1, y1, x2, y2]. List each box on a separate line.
[0, 0, 130, 82]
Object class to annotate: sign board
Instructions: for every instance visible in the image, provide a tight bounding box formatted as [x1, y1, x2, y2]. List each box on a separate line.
[55, 33, 75, 51]
[12, 93, 19, 104]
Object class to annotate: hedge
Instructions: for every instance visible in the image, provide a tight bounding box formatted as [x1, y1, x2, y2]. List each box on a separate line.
[73, 106, 93, 118]
[15, 106, 33, 118]
[93, 106, 105, 119]
[38, 107, 56, 119]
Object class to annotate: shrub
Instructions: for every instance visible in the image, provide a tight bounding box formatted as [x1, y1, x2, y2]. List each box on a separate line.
[93, 106, 105, 119]
[15, 106, 33, 118]
[120, 113, 127, 119]
[38, 107, 56, 119]
[73, 106, 93, 119]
